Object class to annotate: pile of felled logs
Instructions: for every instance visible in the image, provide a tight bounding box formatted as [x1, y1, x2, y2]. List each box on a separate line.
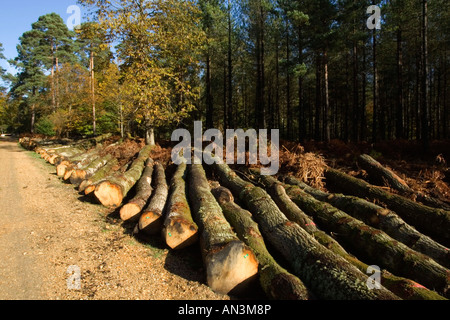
[19, 136, 450, 300]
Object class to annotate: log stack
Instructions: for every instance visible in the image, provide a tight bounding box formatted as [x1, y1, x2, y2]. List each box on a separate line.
[94, 145, 154, 207]
[188, 164, 259, 295]
[18, 136, 450, 300]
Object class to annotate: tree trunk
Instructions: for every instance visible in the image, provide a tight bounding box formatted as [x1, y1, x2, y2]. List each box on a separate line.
[90, 50, 96, 136]
[120, 158, 154, 221]
[282, 174, 450, 270]
[188, 164, 258, 295]
[255, 2, 266, 129]
[94, 145, 153, 207]
[51, 56, 56, 112]
[361, 45, 368, 141]
[137, 162, 169, 235]
[373, 28, 379, 142]
[298, 27, 304, 142]
[211, 185, 311, 300]
[324, 50, 330, 142]
[61, 144, 108, 181]
[55, 56, 60, 110]
[227, 0, 233, 129]
[286, 17, 292, 140]
[62, 149, 103, 181]
[211, 161, 399, 300]
[30, 103, 36, 134]
[205, 52, 213, 129]
[325, 167, 450, 247]
[421, 0, 430, 151]
[315, 53, 321, 141]
[145, 127, 155, 146]
[69, 153, 115, 186]
[47, 147, 85, 165]
[162, 163, 198, 250]
[396, 28, 404, 139]
[277, 179, 450, 298]
[357, 154, 450, 210]
[252, 171, 447, 300]
[80, 157, 119, 194]
[358, 154, 412, 193]
[120, 105, 124, 138]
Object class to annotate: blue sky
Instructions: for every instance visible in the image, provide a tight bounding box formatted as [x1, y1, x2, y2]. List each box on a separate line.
[0, 0, 89, 76]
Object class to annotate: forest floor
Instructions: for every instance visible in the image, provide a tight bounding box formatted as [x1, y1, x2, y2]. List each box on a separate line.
[1, 135, 449, 301]
[298, 138, 450, 203]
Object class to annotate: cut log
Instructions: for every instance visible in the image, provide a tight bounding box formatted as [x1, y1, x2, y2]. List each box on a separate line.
[250, 171, 447, 300]
[62, 147, 104, 181]
[69, 154, 115, 186]
[46, 147, 85, 165]
[71, 140, 122, 182]
[358, 154, 412, 193]
[282, 174, 450, 269]
[68, 133, 113, 151]
[161, 163, 198, 250]
[211, 185, 312, 300]
[211, 161, 399, 300]
[274, 176, 450, 298]
[94, 145, 154, 207]
[325, 167, 450, 247]
[21, 138, 73, 151]
[245, 170, 351, 260]
[138, 162, 169, 235]
[56, 160, 72, 177]
[358, 154, 450, 210]
[188, 164, 259, 295]
[81, 158, 120, 194]
[120, 158, 154, 222]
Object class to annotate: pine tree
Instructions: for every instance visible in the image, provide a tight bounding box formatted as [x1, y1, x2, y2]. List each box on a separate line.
[10, 30, 47, 133]
[31, 13, 77, 112]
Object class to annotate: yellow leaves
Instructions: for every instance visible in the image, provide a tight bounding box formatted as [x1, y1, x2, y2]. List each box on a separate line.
[81, 0, 204, 129]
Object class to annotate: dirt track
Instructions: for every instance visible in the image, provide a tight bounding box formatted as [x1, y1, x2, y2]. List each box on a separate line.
[0, 138, 229, 300]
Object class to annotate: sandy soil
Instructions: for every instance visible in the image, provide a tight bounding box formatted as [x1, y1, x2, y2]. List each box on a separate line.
[0, 138, 229, 301]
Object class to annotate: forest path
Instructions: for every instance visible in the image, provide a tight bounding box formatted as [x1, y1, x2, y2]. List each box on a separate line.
[0, 138, 45, 299]
[0, 138, 228, 300]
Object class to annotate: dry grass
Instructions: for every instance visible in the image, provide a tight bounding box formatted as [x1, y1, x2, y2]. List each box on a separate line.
[278, 145, 327, 190]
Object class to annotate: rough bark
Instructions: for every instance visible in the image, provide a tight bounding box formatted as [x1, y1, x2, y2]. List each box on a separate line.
[211, 161, 399, 300]
[251, 171, 446, 300]
[62, 147, 105, 181]
[358, 154, 412, 193]
[358, 154, 450, 210]
[162, 163, 198, 250]
[65, 141, 121, 182]
[21, 138, 72, 151]
[94, 145, 153, 207]
[120, 158, 154, 222]
[325, 167, 450, 247]
[39, 134, 113, 166]
[188, 164, 258, 295]
[282, 174, 450, 269]
[21, 134, 111, 153]
[211, 185, 312, 300]
[275, 176, 449, 298]
[69, 154, 115, 186]
[80, 158, 119, 194]
[138, 162, 169, 235]
[46, 147, 85, 165]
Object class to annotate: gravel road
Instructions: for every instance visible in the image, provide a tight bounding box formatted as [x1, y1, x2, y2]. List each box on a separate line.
[0, 138, 229, 300]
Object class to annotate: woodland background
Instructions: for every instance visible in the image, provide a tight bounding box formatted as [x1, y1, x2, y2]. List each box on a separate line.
[0, 0, 449, 151]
